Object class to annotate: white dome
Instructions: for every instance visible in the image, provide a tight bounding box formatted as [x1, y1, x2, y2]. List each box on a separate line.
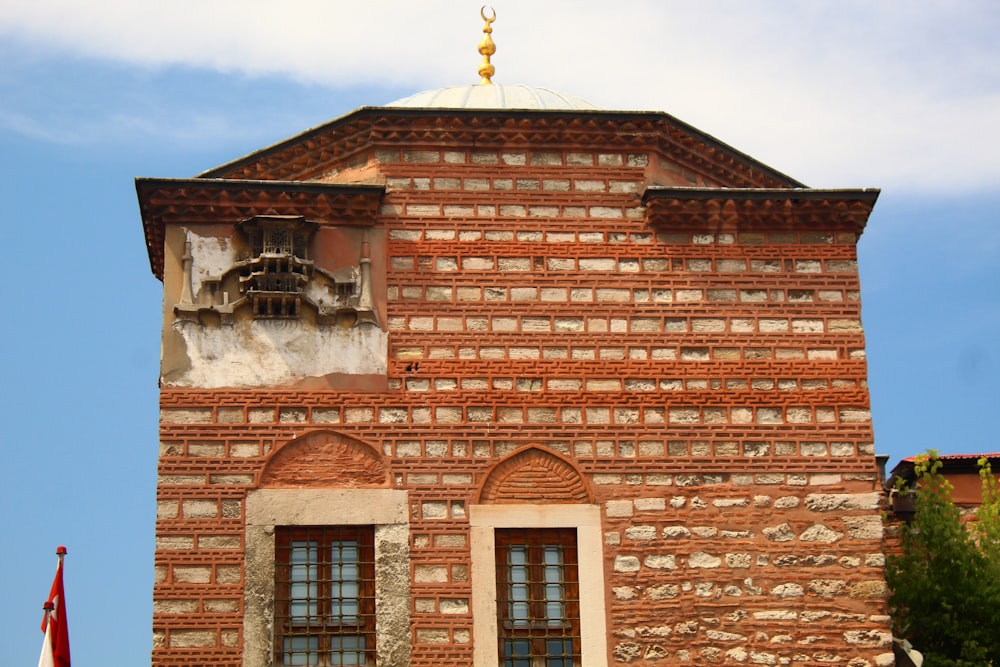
[387, 83, 600, 110]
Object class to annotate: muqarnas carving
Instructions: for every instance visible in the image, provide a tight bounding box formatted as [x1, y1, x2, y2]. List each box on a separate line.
[174, 215, 378, 328]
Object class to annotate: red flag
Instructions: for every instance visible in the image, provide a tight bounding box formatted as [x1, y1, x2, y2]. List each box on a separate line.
[39, 546, 70, 667]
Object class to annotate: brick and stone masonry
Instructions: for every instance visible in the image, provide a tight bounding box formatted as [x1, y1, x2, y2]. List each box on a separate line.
[139, 109, 893, 666]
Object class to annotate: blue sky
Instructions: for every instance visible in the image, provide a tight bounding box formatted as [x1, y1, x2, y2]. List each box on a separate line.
[1, 2, 998, 665]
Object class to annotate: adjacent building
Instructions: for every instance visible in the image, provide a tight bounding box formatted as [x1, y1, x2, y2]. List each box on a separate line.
[887, 453, 1000, 522]
[137, 16, 892, 666]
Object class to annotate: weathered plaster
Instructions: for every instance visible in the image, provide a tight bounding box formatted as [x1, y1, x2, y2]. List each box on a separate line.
[166, 319, 387, 388]
[160, 222, 387, 388]
[188, 231, 237, 303]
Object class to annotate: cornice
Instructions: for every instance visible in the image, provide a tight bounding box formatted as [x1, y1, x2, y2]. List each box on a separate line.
[199, 108, 803, 190]
[642, 187, 880, 234]
[136, 178, 385, 281]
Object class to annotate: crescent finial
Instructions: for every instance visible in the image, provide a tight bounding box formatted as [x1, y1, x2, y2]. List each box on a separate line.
[478, 6, 497, 84]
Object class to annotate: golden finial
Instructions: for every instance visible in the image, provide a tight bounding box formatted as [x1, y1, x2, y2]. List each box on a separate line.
[478, 6, 496, 84]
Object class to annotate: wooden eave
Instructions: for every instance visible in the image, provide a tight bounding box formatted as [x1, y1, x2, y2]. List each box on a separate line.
[887, 453, 1000, 489]
[642, 186, 880, 235]
[198, 107, 805, 190]
[135, 177, 385, 281]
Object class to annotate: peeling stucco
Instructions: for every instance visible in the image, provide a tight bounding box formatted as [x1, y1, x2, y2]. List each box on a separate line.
[188, 232, 236, 302]
[167, 319, 387, 388]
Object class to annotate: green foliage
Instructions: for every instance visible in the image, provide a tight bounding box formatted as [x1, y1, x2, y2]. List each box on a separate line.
[974, 458, 1000, 564]
[885, 452, 1000, 666]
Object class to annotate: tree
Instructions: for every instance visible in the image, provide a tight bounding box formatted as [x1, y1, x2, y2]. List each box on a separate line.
[885, 452, 1000, 666]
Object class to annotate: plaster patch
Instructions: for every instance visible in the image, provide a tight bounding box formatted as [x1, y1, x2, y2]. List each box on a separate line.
[170, 319, 387, 388]
[188, 233, 237, 302]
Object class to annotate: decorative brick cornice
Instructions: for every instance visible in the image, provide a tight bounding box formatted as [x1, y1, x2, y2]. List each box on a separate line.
[136, 178, 384, 280]
[642, 187, 879, 234]
[199, 108, 804, 189]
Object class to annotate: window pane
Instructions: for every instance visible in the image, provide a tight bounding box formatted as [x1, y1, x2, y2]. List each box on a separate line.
[543, 546, 566, 624]
[283, 635, 319, 666]
[546, 639, 574, 667]
[503, 639, 532, 667]
[290, 541, 319, 622]
[331, 540, 361, 622]
[330, 635, 366, 666]
[506, 545, 530, 625]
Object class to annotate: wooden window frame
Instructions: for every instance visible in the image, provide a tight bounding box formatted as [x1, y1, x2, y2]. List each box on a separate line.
[274, 525, 375, 666]
[495, 528, 581, 666]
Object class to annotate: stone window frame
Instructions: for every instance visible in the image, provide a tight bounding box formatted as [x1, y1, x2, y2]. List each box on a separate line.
[470, 504, 609, 667]
[245, 488, 410, 667]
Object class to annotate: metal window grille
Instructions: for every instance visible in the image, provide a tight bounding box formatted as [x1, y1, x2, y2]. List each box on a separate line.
[275, 526, 376, 666]
[495, 528, 581, 667]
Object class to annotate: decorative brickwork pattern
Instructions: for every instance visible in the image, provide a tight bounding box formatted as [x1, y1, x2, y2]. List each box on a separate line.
[478, 447, 591, 504]
[259, 430, 389, 489]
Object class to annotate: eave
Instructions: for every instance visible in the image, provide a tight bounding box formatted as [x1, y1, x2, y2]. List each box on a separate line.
[197, 107, 806, 190]
[642, 187, 880, 235]
[887, 452, 1000, 489]
[135, 177, 385, 281]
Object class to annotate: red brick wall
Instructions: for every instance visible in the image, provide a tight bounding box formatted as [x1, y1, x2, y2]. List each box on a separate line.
[151, 129, 890, 665]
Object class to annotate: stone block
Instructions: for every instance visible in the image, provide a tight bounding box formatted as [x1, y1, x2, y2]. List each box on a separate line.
[216, 407, 244, 424]
[414, 565, 448, 583]
[626, 497, 662, 513]
[499, 205, 526, 217]
[169, 631, 216, 648]
[805, 493, 881, 512]
[726, 553, 752, 569]
[849, 580, 889, 599]
[403, 150, 439, 163]
[174, 566, 211, 584]
[844, 630, 892, 647]
[589, 206, 622, 218]
[157, 536, 194, 550]
[200, 536, 241, 549]
[182, 500, 218, 518]
[800, 524, 845, 543]
[843, 516, 884, 540]
[614, 556, 641, 572]
[762, 523, 795, 542]
[770, 583, 804, 598]
[688, 552, 721, 568]
[625, 525, 657, 541]
[646, 584, 680, 600]
[606, 500, 634, 517]
[160, 408, 212, 424]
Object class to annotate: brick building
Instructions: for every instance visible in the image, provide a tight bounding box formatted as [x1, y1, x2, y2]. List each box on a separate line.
[136, 27, 893, 667]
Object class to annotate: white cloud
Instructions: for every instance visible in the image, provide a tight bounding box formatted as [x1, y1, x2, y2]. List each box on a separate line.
[2, 0, 998, 193]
